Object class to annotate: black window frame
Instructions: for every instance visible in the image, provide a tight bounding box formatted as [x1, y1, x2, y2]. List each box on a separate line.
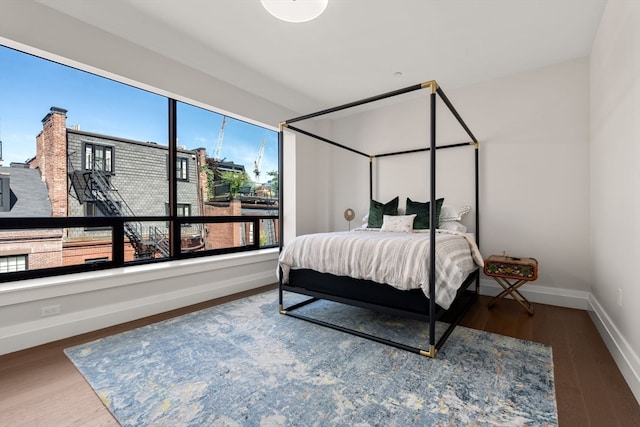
[0, 44, 280, 284]
[83, 142, 114, 173]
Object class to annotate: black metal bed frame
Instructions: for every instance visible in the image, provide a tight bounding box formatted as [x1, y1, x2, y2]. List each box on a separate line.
[277, 80, 479, 358]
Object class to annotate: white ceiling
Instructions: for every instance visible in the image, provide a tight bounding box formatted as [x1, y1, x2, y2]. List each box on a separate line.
[35, 0, 607, 114]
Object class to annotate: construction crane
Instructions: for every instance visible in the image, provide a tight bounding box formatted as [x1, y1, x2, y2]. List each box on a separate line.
[213, 116, 226, 160]
[253, 138, 266, 180]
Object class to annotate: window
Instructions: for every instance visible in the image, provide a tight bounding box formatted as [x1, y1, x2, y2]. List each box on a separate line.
[165, 203, 191, 217]
[177, 203, 191, 217]
[177, 158, 188, 181]
[84, 257, 109, 264]
[166, 156, 190, 181]
[84, 200, 120, 217]
[0, 43, 279, 282]
[84, 143, 114, 173]
[0, 255, 27, 273]
[0, 176, 10, 212]
[166, 203, 191, 226]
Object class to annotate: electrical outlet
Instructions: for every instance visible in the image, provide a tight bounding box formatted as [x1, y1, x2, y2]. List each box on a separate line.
[41, 304, 61, 317]
[617, 288, 623, 307]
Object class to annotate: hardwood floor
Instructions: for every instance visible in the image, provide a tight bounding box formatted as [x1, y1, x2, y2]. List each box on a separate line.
[1, 285, 638, 426]
[460, 295, 640, 426]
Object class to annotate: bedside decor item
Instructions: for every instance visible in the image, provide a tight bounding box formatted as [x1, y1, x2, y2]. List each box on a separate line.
[484, 254, 538, 314]
[343, 208, 355, 230]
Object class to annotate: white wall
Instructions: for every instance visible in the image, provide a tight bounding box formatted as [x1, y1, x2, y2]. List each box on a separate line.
[0, 1, 296, 355]
[589, 0, 640, 402]
[328, 59, 592, 308]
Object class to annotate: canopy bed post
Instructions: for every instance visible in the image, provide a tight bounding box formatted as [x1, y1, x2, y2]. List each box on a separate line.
[475, 143, 480, 249]
[428, 82, 438, 357]
[436, 84, 481, 293]
[369, 157, 373, 201]
[278, 122, 285, 313]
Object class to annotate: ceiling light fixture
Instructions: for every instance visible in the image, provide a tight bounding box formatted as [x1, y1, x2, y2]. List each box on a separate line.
[261, 0, 328, 23]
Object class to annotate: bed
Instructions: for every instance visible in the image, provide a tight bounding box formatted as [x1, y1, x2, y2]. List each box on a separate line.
[276, 80, 480, 357]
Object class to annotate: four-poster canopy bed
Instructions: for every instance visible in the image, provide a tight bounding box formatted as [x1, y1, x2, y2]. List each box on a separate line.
[276, 80, 480, 358]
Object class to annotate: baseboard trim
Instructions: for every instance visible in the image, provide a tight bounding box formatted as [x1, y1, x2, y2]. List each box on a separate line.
[587, 294, 640, 403]
[479, 279, 590, 310]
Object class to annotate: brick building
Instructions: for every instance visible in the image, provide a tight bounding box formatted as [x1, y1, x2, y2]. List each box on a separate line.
[0, 166, 62, 272]
[0, 107, 277, 273]
[31, 107, 205, 263]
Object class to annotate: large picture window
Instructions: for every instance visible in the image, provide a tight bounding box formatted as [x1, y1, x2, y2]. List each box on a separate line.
[0, 44, 279, 282]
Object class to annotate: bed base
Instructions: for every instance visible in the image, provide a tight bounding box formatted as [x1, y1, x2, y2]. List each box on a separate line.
[279, 268, 479, 358]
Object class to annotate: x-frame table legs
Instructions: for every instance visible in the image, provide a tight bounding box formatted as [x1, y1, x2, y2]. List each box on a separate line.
[488, 276, 534, 315]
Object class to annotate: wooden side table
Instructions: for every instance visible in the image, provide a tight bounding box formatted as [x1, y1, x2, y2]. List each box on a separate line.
[484, 254, 538, 315]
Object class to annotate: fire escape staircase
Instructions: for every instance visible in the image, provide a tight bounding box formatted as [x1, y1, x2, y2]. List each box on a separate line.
[69, 162, 170, 259]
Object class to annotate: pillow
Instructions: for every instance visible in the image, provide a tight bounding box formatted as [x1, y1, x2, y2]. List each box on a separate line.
[405, 197, 444, 230]
[440, 205, 471, 223]
[438, 220, 467, 232]
[367, 196, 399, 228]
[380, 214, 416, 233]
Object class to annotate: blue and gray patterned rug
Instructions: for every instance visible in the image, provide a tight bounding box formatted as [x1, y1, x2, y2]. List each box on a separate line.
[65, 290, 557, 426]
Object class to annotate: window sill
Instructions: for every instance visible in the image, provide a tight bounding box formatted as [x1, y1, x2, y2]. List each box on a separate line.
[0, 248, 279, 306]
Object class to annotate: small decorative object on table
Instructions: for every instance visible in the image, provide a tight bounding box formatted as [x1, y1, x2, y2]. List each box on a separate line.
[344, 208, 355, 230]
[484, 253, 538, 315]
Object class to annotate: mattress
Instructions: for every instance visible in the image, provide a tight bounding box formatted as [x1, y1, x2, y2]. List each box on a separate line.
[278, 229, 483, 310]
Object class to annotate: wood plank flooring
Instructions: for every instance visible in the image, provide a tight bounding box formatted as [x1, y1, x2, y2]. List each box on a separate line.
[1, 285, 638, 426]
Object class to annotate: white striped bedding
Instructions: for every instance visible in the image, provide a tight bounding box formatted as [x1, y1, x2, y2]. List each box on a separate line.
[278, 229, 483, 310]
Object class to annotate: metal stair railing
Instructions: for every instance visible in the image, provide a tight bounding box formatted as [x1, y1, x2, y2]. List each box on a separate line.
[87, 163, 145, 250]
[149, 226, 170, 257]
[67, 157, 211, 258]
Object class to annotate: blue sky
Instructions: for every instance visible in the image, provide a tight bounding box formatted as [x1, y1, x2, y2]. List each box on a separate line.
[0, 45, 278, 183]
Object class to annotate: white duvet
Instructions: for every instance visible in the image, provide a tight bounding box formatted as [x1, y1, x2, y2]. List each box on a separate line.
[277, 229, 483, 310]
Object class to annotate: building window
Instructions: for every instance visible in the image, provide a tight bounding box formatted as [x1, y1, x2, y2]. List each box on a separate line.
[86, 200, 107, 216]
[166, 203, 191, 226]
[85, 200, 120, 230]
[84, 143, 114, 173]
[84, 257, 109, 264]
[0, 176, 10, 212]
[177, 203, 191, 217]
[177, 157, 188, 181]
[0, 254, 27, 273]
[167, 156, 189, 181]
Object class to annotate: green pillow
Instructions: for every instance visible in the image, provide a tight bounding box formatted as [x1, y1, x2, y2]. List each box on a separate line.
[406, 197, 444, 229]
[368, 197, 399, 228]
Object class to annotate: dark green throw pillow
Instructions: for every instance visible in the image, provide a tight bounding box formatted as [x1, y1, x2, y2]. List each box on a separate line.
[368, 196, 399, 228]
[406, 197, 444, 229]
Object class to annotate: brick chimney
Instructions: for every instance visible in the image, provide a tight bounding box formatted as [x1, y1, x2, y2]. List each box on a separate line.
[34, 107, 68, 217]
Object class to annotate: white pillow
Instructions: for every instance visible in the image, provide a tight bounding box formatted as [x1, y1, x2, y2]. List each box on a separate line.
[438, 220, 467, 232]
[440, 205, 471, 222]
[380, 214, 416, 233]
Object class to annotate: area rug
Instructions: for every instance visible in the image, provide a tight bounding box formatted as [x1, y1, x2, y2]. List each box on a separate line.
[65, 290, 558, 426]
